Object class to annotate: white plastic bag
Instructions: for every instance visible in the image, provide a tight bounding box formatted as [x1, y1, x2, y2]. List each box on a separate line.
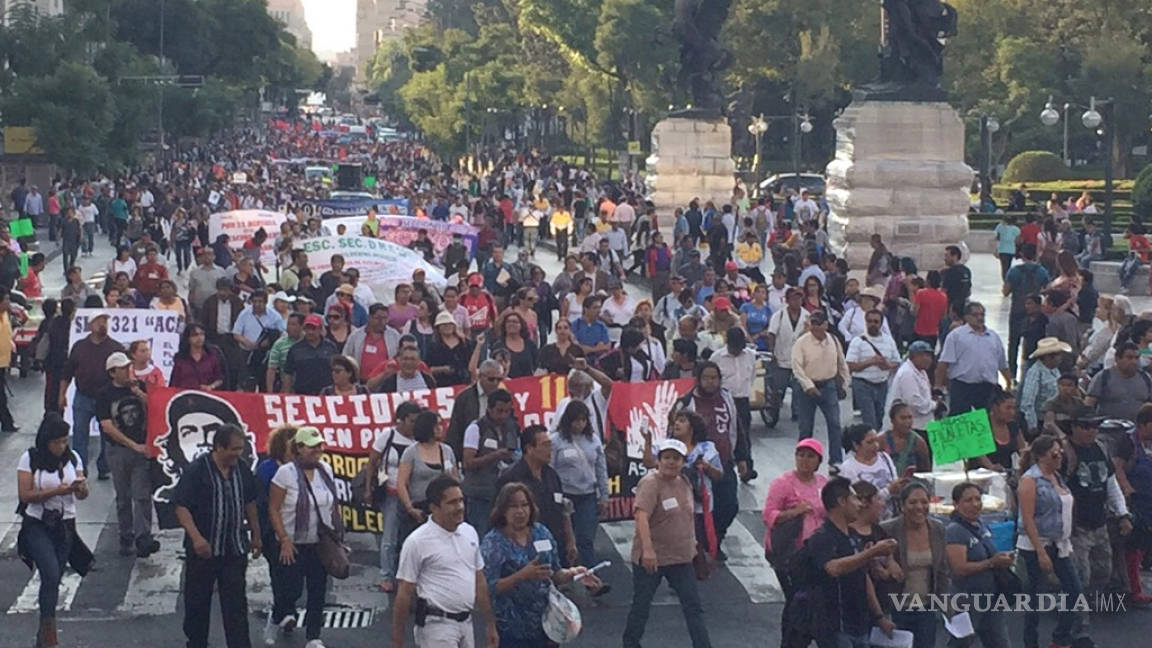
[868, 627, 914, 648]
[541, 583, 582, 644]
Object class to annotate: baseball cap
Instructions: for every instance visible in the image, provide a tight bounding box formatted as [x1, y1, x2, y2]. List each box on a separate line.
[271, 290, 296, 303]
[87, 311, 111, 329]
[467, 273, 484, 287]
[337, 283, 355, 296]
[105, 352, 131, 371]
[670, 274, 685, 283]
[724, 261, 738, 272]
[303, 313, 324, 328]
[658, 438, 688, 458]
[293, 426, 324, 447]
[714, 296, 732, 311]
[796, 438, 824, 458]
[907, 340, 934, 355]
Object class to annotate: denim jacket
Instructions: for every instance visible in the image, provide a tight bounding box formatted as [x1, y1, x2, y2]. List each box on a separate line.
[1020, 464, 1066, 540]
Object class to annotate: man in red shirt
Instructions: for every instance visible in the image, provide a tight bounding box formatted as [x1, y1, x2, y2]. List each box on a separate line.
[133, 247, 169, 301]
[460, 273, 497, 339]
[912, 269, 948, 349]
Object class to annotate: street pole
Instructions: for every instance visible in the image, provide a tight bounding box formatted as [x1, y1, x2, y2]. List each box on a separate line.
[1103, 99, 1115, 244]
[158, 0, 166, 154]
[979, 115, 990, 208]
[1062, 103, 1070, 163]
[792, 114, 800, 179]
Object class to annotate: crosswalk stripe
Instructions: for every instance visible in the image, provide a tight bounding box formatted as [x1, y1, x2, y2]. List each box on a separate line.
[719, 517, 782, 604]
[9, 572, 82, 615]
[115, 530, 185, 617]
[600, 520, 680, 606]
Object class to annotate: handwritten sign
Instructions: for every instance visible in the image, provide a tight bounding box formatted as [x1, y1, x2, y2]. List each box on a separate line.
[926, 408, 996, 466]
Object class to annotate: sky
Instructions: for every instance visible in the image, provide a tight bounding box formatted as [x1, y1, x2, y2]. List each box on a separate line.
[302, 0, 356, 61]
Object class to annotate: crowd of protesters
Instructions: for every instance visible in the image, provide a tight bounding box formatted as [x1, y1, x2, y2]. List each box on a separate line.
[6, 118, 1152, 648]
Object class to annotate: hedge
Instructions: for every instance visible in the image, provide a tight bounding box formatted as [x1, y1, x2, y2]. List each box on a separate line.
[1002, 151, 1069, 183]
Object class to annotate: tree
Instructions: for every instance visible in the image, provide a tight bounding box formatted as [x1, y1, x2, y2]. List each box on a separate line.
[2, 62, 116, 173]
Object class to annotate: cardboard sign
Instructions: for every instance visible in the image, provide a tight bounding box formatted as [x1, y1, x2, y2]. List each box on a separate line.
[926, 408, 996, 466]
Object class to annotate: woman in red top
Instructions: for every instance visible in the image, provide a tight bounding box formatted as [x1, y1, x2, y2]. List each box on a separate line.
[127, 340, 166, 389]
[169, 324, 226, 390]
[911, 270, 948, 349]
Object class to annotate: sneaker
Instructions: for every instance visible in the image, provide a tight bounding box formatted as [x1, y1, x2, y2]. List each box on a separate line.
[279, 615, 296, 634]
[304, 640, 326, 648]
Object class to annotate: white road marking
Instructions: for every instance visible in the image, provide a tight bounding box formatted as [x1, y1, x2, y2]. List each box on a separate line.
[9, 572, 82, 615]
[719, 516, 782, 604]
[115, 530, 185, 616]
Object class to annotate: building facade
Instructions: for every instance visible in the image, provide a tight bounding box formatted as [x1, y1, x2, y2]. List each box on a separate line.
[2, 0, 64, 24]
[355, 0, 428, 80]
[267, 0, 313, 51]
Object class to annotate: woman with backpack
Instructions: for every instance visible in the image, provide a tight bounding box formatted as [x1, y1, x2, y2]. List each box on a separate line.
[16, 413, 90, 648]
[761, 439, 828, 648]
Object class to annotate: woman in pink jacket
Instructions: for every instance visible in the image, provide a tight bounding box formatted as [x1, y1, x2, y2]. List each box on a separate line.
[762, 438, 828, 648]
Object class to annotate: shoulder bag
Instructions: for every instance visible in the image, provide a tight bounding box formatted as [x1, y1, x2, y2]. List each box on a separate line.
[303, 468, 350, 579]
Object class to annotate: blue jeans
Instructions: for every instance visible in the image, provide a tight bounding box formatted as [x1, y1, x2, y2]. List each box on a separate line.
[1021, 546, 1085, 647]
[175, 241, 193, 273]
[816, 632, 869, 648]
[82, 222, 96, 253]
[795, 380, 844, 464]
[892, 610, 937, 648]
[623, 562, 712, 648]
[378, 492, 401, 580]
[1120, 254, 1143, 288]
[72, 392, 107, 476]
[567, 493, 597, 568]
[851, 378, 888, 432]
[21, 517, 72, 619]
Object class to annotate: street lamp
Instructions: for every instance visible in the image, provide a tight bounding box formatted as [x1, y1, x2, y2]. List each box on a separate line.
[748, 114, 768, 176]
[978, 114, 999, 208]
[1040, 95, 1115, 244]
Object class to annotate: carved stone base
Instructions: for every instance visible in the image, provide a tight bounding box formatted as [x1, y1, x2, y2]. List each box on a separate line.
[646, 117, 735, 218]
[825, 101, 973, 272]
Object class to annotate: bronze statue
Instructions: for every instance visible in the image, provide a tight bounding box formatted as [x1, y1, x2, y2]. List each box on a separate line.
[862, 0, 958, 101]
[672, 0, 734, 117]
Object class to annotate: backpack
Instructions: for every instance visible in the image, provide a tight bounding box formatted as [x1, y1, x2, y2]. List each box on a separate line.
[1010, 263, 1045, 313]
[1097, 368, 1152, 404]
[781, 537, 831, 639]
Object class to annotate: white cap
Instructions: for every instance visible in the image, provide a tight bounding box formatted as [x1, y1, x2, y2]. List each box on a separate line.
[658, 438, 688, 458]
[271, 291, 296, 303]
[105, 352, 131, 371]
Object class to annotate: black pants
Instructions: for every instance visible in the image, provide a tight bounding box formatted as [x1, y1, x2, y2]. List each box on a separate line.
[733, 396, 753, 473]
[1007, 313, 1025, 378]
[62, 245, 78, 277]
[272, 543, 327, 641]
[554, 227, 569, 260]
[184, 554, 251, 648]
[0, 369, 15, 429]
[948, 379, 996, 417]
[998, 253, 1014, 280]
[713, 463, 739, 544]
[775, 566, 813, 648]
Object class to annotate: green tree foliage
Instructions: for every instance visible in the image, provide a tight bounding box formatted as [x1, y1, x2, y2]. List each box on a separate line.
[1133, 164, 1152, 221]
[0, 0, 324, 172]
[2, 62, 116, 174]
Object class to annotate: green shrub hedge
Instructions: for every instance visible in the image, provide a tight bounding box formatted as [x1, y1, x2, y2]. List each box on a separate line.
[1002, 151, 1070, 183]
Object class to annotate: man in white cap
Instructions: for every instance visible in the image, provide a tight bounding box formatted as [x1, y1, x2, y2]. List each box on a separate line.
[60, 311, 125, 479]
[98, 351, 159, 557]
[884, 341, 939, 438]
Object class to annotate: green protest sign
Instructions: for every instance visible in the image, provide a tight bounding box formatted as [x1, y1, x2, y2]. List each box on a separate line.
[363, 175, 377, 189]
[9, 218, 34, 238]
[18, 252, 28, 278]
[926, 408, 996, 466]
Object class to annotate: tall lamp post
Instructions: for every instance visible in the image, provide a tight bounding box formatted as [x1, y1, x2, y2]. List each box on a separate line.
[793, 112, 813, 180]
[978, 114, 1000, 208]
[1040, 96, 1115, 243]
[748, 114, 768, 177]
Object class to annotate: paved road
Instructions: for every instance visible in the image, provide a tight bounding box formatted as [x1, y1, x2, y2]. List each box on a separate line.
[1, 233, 1150, 646]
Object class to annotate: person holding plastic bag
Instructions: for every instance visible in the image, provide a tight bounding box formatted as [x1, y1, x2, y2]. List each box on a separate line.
[481, 482, 601, 647]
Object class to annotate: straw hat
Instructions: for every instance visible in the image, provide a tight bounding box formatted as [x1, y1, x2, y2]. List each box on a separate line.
[1029, 337, 1072, 359]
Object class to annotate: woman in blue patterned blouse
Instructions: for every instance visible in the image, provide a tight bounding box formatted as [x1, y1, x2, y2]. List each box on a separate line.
[481, 482, 602, 647]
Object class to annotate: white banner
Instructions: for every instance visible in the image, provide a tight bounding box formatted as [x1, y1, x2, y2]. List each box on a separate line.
[299, 235, 448, 302]
[66, 308, 184, 436]
[208, 209, 288, 267]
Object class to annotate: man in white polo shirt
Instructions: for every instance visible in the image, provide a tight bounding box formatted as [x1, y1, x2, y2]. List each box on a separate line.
[393, 475, 499, 648]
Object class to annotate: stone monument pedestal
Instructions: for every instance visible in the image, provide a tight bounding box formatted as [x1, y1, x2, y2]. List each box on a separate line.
[646, 117, 734, 218]
[825, 101, 973, 273]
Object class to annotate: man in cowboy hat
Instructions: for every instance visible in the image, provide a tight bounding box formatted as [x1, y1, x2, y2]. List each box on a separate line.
[838, 285, 890, 342]
[1019, 337, 1071, 435]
